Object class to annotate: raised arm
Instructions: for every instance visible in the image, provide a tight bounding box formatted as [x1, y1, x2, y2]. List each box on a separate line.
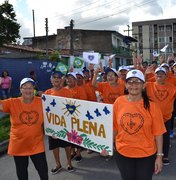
[92, 68, 100, 88]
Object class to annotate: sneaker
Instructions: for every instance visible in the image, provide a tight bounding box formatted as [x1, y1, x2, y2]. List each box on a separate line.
[163, 159, 170, 165]
[74, 156, 82, 162]
[51, 166, 62, 175]
[67, 166, 75, 172]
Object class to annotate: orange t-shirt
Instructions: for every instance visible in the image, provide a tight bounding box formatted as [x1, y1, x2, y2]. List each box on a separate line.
[1, 97, 45, 156]
[97, 82, 125, 104]
[118, 78, 125, 86]
[79, 84, 97, 102]
[85, 81, 97, 101]
[65, 86, 88, 100]
[113, 95, 166, 158]
[45, 87, 73, 98]
[165, 73, 176, 86]
[146, 82, 176, 122]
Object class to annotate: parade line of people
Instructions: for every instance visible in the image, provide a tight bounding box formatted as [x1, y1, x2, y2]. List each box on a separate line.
[0, 53, 176, 180]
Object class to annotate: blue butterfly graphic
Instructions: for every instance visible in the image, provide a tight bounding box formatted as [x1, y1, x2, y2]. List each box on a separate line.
[50, 99, 56, 107]
[94, 108, 101, 117]
[86, 111, 94, 120]
[103, 106, 110, 115]
[45, 106, 50, 113]
[42, 95, 46, 101]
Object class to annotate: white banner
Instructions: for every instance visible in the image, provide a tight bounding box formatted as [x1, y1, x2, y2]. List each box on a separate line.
[83, 52, 99, 64]
[42, 95, 113, 156]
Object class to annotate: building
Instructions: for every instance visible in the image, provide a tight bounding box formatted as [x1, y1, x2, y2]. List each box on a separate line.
[24, 29, 137, 67]
[132, 18, 176, 62]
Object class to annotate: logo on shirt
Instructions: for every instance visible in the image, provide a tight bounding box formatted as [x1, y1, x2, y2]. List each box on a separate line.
[19, 111, 39, 126]
[120, 113, 144, 135]
[154, 89, 169, 101]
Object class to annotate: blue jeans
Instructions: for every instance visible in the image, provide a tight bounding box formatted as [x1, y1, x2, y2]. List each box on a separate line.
[1, 88, 10, 99]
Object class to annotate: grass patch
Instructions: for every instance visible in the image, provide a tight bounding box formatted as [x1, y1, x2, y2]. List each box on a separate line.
[0, 115, 10, 143]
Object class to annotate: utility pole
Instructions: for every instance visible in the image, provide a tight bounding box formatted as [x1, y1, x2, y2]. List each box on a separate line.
[124, 25, 133, 36]
[45, 18, 48, 58]
[70, 19, 74, 55]
[32, 10, 35, 37]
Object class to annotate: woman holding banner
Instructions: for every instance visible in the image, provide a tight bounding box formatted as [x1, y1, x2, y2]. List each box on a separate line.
[113, 69, 166, 180]
[0, 77, 48, 180]
[45, 70, 75, 174]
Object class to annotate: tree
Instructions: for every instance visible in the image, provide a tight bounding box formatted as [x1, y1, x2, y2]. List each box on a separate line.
[0, 0, 20, 46]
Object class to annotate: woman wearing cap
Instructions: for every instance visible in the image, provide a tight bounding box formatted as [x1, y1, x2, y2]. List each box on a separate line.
[44, 71, 75, 174]
[113, 69, 166, 180]
[146, 67, 176, 165]
[92, 67, 125, 104]
[0, 78, 48, 180]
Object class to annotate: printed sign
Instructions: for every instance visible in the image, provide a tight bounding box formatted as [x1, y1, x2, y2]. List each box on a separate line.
[42, 95, 113, 155]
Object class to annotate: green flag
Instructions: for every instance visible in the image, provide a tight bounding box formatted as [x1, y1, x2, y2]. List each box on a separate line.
[55, 62, 68, 75]
[73, 57, 84, 68]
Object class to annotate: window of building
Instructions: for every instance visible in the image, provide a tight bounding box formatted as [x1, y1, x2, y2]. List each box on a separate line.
[159, 37, 165, 43]
[154, 37, 158, 44]
[174, 37, 176, 43]
[138, 26, 142, 33]
[174, 24, 176, 31]
[149, 25, 153, 32]
[166, 25, 172, 31]
[154, 25, 157, 33]
[159, 26, 164, 31]
[165, 36, 172, 42]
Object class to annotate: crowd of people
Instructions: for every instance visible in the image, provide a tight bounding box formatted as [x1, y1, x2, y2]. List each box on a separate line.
[0, 52, 176, 180]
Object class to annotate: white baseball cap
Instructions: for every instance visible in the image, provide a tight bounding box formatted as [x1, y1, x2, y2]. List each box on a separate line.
[126, 69, 145, 82]
[67, 72, 77, 79]
[20, 78, 35, 87]
[172, 62, 176, 67]
[105, 68, 117, 75]
[118, 65, 128, 72]
[160, 63, 169, 68]
[155, 67, 166, 74]
[76, 71, 84, 77]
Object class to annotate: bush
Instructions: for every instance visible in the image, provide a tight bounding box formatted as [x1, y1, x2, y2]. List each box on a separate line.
[0, 115, 10, 143]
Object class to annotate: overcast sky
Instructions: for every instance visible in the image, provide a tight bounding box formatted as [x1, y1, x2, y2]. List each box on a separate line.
[1, 0, 176, 42]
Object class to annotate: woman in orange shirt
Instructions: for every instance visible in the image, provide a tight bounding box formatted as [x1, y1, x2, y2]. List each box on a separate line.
[146, 67, 176, 165]
[45, 71, 75, 174]
[0, 78, 48, 180]
[92, 68, 125, 104]
[113, 69, 166, 180]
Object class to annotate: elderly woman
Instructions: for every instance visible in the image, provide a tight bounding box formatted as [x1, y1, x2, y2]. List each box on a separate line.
[0, 78, 48, 180]
[113, 69, 166, 180]
[92, 67, 125, 104]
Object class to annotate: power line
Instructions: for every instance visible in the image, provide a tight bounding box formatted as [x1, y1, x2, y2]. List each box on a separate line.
[76, 0, 158, 27]
[49, 0, 117, 22]
[49, 0, 100, 19]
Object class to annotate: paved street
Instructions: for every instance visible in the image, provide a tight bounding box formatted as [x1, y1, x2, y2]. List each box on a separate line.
[0, 134, 176, 180]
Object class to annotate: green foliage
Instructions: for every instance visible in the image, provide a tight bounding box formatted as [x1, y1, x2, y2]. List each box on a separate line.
[0, 0, 21, 46]
[0, 115, 10, 142]
[36, 52, 46, 59]
[49, 51, 60, 61]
